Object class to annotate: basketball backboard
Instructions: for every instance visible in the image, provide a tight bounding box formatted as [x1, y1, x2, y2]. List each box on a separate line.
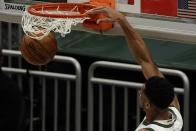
[0, 0, 196, 43]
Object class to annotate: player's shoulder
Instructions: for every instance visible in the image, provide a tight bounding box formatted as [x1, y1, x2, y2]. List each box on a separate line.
[138, 129, 148, 131]
[138, 128, 155, 131]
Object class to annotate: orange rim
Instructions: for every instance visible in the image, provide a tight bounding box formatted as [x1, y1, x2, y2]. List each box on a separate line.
[28, 3, 96, 18]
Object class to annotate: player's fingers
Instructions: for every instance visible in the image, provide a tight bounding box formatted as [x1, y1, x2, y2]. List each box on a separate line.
[86, 6, 106, 14]
[97, 17, 115, 24]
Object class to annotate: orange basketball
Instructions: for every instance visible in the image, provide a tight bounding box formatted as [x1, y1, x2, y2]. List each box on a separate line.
[20, 32, 57, 65]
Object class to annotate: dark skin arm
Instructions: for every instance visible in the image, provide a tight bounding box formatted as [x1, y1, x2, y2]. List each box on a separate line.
[87, 7, 180, 111]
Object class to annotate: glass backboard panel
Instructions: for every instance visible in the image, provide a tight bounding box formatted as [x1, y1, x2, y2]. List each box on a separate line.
[0, 0, 196, 43]
[1, 0, 196, 23]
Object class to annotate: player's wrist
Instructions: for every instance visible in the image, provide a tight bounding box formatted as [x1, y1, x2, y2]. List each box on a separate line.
[117, 14, 127, 24]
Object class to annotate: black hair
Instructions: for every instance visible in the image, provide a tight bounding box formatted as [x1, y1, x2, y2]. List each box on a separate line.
[144, 76, 174, 109]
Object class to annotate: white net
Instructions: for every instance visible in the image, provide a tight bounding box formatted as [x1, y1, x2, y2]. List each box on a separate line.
[21, 6, 89, 40]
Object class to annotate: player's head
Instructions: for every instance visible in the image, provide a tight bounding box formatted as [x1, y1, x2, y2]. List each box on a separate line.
[139, 76, 174, 111]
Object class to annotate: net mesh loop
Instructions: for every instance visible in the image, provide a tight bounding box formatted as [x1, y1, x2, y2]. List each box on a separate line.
[21, 5, 90, 40]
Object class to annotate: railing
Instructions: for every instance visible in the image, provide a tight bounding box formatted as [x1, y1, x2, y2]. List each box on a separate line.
[88, 61, 190, 131]
[2, 49, 82, 131]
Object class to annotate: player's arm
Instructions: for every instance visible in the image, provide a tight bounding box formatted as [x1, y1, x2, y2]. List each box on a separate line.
[117, 13, 180, 111]
[87, 7, 163, 79]
[117, 16, 163, 79]
[87, 7, 180, 110]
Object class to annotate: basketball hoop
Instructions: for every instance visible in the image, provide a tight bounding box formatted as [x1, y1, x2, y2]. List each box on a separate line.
[21, 3, 95, 40]
[22, 1, 115, 40]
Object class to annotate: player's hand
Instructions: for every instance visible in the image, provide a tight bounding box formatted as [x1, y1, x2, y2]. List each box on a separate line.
[86, 6, 125, 23]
